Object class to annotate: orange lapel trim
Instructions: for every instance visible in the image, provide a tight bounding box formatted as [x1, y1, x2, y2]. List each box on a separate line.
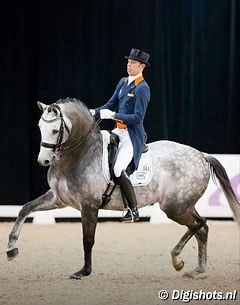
[134, 75, 144, 86]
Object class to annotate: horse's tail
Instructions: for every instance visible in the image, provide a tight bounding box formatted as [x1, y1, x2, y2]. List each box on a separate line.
[205, 155, 240, 227]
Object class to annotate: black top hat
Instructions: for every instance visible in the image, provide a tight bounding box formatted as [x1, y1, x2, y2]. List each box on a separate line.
[125, 48, 150, 67]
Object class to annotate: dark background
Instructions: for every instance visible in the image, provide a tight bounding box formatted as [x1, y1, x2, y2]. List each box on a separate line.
[1, 0, 239, 204]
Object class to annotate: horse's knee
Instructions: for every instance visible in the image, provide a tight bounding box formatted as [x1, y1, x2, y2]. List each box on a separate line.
[18, 205, 31, 218]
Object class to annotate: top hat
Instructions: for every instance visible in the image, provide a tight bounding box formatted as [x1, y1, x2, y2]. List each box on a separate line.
[125, 48, 150, 67]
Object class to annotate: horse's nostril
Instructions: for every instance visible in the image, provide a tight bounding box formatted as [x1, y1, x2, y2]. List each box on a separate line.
[44, 160, 50, 166]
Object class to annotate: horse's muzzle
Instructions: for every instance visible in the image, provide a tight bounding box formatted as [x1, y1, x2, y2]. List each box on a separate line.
[38, 157, 51, 167]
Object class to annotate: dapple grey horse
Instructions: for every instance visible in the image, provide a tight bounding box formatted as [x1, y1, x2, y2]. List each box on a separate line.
[7, 98, 240, 279]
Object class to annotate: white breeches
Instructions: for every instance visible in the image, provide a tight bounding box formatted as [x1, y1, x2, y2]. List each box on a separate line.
[112, 128, 134, 178]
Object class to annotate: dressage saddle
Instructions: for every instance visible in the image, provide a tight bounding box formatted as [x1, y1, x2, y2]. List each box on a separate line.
[101, 132, 148, 208]
[108, 132, 149, 182]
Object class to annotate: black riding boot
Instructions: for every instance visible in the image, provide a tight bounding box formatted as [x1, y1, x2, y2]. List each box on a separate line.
[118, 170, 139, 223]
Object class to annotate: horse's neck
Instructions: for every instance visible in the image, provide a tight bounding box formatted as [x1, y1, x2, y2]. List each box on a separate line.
[55, 129, 102, 170]
[64, 105, 94, 145]
[53, 103, 102, 169]
[79, 130, 102, 160]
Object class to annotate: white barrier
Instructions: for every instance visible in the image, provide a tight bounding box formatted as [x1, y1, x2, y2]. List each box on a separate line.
[0, 205, 153, 225]
[0, 154, 239, 224]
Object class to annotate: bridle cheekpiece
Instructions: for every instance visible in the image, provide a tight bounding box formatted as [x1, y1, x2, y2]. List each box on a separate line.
[40, 103, 70, 152]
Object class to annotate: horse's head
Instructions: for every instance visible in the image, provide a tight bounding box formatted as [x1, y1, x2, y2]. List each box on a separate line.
[37, 98, 96, 167]
[37, 101, 72, 166]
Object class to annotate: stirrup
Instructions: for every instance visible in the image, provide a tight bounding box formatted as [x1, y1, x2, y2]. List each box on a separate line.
[122, 207, 139, 223]
[122, 207, 134, 223]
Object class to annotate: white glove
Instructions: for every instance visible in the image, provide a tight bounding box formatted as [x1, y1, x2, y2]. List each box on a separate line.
[100, 109, 115, 120]
[89, 109, 96, 116]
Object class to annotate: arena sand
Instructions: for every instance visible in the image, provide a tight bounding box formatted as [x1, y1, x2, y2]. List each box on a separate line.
[0, 221, 239, 305]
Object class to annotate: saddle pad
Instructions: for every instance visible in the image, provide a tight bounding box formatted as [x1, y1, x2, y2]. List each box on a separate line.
[101, 130, 152, 186]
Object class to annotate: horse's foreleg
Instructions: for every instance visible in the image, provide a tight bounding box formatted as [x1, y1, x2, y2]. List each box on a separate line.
[7, 190, 60, 260]
[69, 206, 98, 280]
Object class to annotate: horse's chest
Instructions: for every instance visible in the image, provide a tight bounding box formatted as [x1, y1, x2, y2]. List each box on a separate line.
[49, 176, 72, 204]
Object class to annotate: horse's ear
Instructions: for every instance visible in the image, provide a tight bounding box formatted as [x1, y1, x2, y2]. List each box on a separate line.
[37, 101, 48, 112]
[51, 105, 59, 116]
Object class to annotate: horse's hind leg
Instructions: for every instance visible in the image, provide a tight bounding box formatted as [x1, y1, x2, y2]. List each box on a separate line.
[7, 190, 60, 260]
[183, 222, 208, 278]
[170, 210, 207, 277]
[171, 229, 193, 271]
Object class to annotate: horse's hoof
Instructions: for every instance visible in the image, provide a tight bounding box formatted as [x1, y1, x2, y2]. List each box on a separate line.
[69, 272, 83, 280]
[174, 260, 184, 271]
[7, 248, 19, 261]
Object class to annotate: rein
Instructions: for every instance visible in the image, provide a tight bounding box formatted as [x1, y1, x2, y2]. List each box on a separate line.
[40, 103, 99, 159]
[54, 122, 95, 159]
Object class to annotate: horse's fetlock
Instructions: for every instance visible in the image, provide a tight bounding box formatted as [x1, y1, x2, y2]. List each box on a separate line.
[82, 264, 92, 276]
[196, 265, 206, 273]
[171, 248, 179, 257]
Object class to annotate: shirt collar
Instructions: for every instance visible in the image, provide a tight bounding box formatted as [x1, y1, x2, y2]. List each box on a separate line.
[127, 73, 143, 85]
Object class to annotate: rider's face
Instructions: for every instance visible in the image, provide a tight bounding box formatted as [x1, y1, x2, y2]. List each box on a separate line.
[127, 59, 145, 76]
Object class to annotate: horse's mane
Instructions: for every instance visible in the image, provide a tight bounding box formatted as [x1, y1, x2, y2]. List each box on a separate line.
[55, 97, 89, 112]
[55, 97, 99, 131]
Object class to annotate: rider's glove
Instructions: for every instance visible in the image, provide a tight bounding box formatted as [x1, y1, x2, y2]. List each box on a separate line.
[89, 109, 96, 116]
[100, 109, 115, 120]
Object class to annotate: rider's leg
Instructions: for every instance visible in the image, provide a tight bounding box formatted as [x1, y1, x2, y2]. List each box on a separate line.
[118, 170, 139, 222]
[113, 129, 139, 222]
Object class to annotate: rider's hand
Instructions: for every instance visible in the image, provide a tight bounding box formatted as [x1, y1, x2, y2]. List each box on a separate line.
[100, 109, 115, 120]
[89, 109, 96, 116]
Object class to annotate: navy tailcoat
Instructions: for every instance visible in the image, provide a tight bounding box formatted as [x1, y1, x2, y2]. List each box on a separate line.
[95, 75, 150, 170]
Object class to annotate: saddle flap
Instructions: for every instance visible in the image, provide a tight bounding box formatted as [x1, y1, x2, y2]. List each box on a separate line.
[101, 130, 152, 187]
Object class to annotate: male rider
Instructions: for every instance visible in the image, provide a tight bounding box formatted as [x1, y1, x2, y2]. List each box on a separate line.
[90, 48, 150, 222]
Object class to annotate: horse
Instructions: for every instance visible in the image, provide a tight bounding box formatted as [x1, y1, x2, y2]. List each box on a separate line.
[7, 97, 240, 279]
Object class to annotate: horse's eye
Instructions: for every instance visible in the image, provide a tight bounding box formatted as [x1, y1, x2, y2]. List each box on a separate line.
[52, 129, 59, 134]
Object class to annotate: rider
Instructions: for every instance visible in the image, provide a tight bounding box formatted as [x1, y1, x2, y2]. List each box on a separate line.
[90, 48, 151, 222]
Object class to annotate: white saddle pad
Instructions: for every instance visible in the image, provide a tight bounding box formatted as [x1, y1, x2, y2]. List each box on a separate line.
[101, 130, 152, 186]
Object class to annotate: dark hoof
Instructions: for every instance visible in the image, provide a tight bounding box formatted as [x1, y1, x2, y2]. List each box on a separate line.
[7, 248, 19, 261]
[69, 271, 83, 280]
[69, 266, 91, 280]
